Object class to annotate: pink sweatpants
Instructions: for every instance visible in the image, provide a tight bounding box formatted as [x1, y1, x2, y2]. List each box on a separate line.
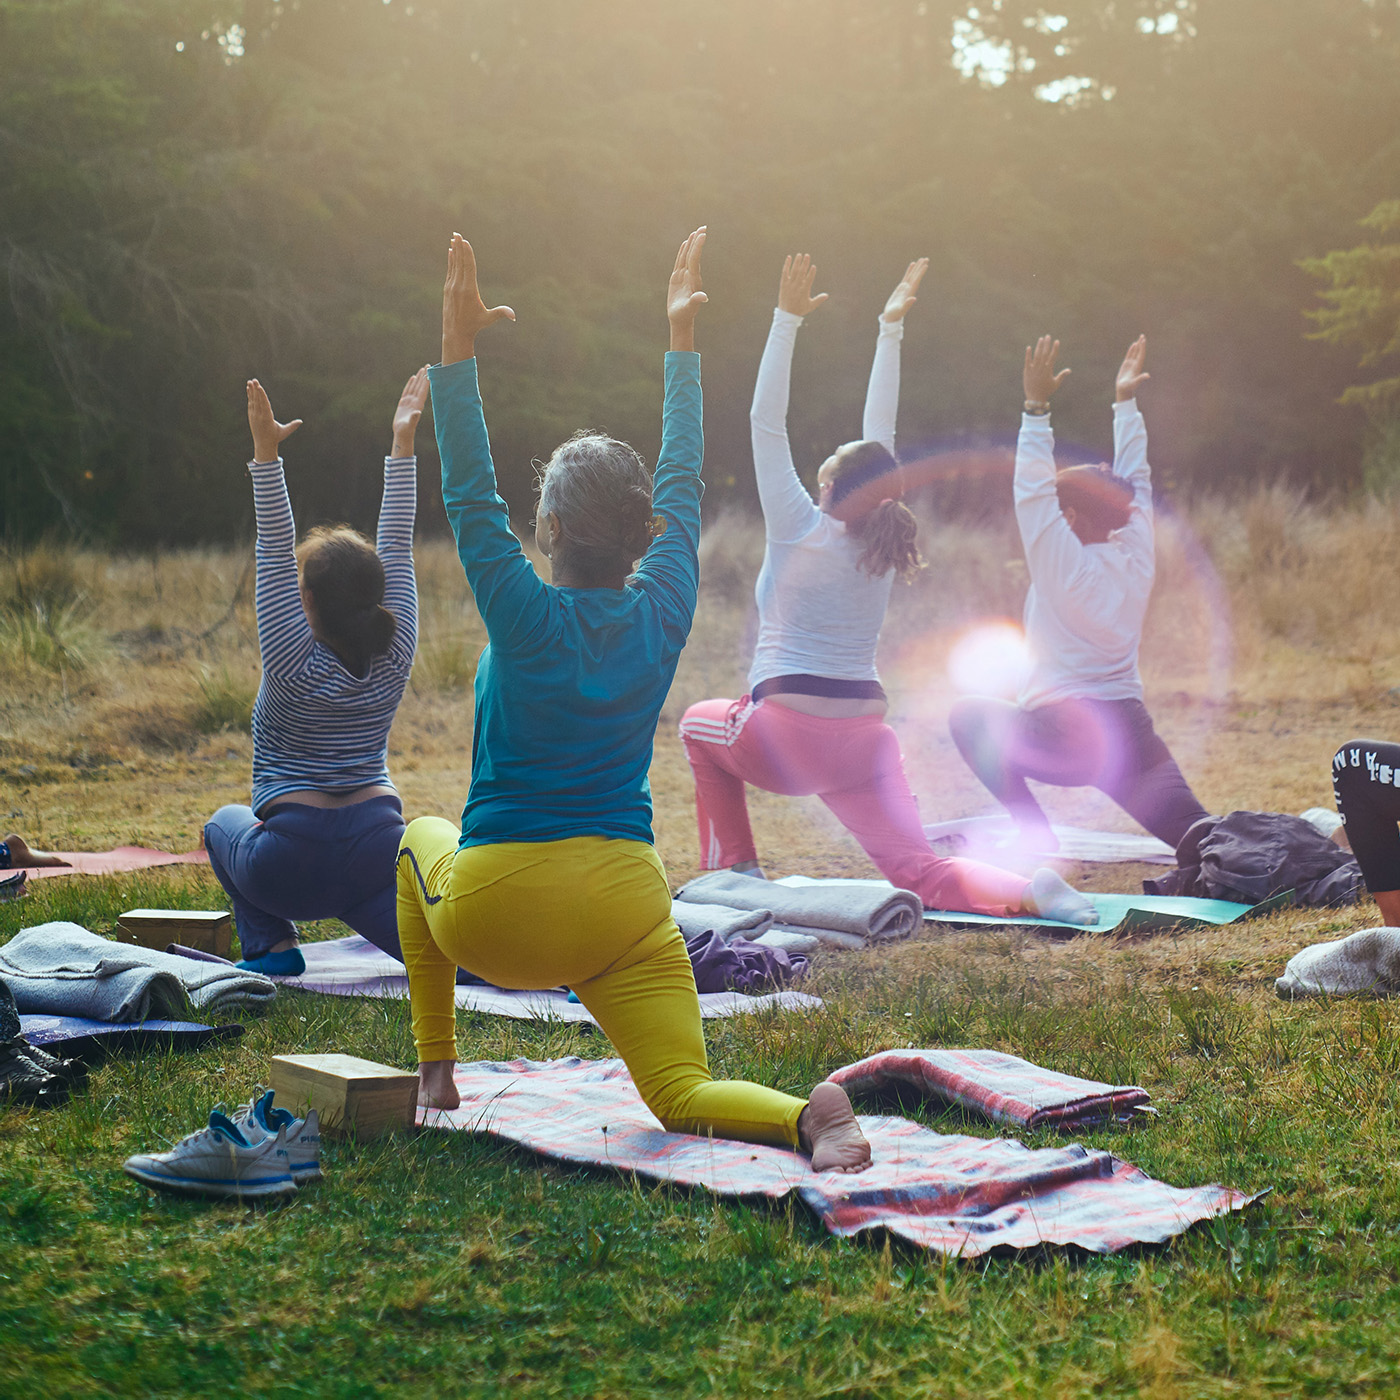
[679, 697, 1030, 916]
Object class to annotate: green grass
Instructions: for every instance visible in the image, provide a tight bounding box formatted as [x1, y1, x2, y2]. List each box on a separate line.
[5, 871, 1400, 1397]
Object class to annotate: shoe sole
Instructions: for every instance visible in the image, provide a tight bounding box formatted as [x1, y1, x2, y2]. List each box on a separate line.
[122, 1162, 297, 1199]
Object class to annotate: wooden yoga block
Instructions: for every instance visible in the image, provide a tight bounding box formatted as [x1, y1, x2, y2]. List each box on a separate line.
[270, 1053, 419, 1138]
[116, 908, 232, 959]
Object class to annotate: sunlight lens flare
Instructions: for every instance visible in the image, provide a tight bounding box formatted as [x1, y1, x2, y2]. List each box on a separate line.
[947, 622, 1033, 699]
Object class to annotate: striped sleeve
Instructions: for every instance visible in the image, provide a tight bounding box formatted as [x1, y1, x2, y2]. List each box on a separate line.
[377, 456, 418, 668]
[250, 460, 315, 678]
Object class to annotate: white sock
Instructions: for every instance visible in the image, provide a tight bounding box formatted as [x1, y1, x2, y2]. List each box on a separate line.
[1029, 868, 1098, 926]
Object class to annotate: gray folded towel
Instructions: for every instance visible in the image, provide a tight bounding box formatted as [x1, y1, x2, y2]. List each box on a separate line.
[1276, 927, 1400, 999]
[676, 871, 923, 943]
[670, 901, 774, 945]
[0, 922, 277, 1021]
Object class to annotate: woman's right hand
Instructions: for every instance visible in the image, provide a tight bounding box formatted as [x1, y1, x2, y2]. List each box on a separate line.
[1023, 335, 1071, 407]
[247, 379, 302, 463]
[881, 258, 928, 323]
[777, 254, 829, 318]
[441, 233, 516, 366]
[391, 366, 431, 457]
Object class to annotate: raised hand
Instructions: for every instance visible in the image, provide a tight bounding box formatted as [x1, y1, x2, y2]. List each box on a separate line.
[777, 253, 829, 318]
[667, 226, 708, 352]
[391, 365, 431, 457]
[881, 257, 929, 323]
[1023, 335, 1071, 407]
[1115, 334, 1149, 402]
[442, 233, 516, 366]
[246, 379, 302, 464]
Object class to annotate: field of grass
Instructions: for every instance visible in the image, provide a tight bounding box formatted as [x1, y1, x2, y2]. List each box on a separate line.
[5, 492, 1400, 1397]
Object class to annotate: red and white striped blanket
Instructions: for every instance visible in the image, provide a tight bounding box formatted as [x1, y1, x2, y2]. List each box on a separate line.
[419, 1056, 1260, 1257]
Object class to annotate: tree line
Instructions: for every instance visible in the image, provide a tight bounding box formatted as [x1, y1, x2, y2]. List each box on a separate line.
[2, 0, 1399, 546]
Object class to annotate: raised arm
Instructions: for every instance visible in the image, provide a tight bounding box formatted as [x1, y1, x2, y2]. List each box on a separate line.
[378, 367, 427, 669]
[750, 254, 828, 543]
[245, 379, 315, 678]
[1013, 336, 1083, 582]
[862, 257, 926, 452]
[431, 235, 550, 650]
[631, 228, 707, 629]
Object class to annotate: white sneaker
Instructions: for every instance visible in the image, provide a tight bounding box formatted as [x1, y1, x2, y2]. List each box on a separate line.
[233, 1088, 322, 1184]
[123, 1110, 296, 1200]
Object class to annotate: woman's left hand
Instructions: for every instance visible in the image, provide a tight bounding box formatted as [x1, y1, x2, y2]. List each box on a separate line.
[1115, 334, 1149, 402]
[881, 258, 929, 323]
[667, 226, 708, 351]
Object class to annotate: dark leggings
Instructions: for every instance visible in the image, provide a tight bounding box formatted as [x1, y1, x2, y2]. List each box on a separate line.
[1333, 739, 1400, 892]
[949, 696, 1210, 850]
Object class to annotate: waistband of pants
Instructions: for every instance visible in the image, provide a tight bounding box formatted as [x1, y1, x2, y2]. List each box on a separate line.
[751, 673, 887, 702]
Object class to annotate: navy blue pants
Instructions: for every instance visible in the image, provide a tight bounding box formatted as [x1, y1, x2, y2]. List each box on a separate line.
[204, 796, 405, 962]
[949, 695, 1210, 850]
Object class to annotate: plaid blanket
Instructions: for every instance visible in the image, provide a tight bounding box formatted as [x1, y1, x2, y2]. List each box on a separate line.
[419, 1057, 1259, 1257]
[827, 1048, 1152, 1129]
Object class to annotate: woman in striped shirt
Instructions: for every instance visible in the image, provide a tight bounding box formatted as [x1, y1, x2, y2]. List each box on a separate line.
[203, 371, 424, 976]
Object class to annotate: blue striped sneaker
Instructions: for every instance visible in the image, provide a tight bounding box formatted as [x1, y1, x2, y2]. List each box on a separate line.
[234, 1089, 322, 1184]
[123, 1110, 296, 1200]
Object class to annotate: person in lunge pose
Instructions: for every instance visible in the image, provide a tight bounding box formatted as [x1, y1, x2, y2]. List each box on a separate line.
[203, 369, 425, 975]
[948, 335, 1210, 853]
[678, 254, 1096, 924]
[1332, 741, 1400, 925]
[396, 229, 869, 1172]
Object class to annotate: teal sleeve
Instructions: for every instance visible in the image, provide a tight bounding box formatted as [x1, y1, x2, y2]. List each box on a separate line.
[629, 351, 702, 635]
[428, 357, 551, 650]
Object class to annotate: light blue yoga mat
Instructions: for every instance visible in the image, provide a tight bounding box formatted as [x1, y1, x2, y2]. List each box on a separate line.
[922, 890, 1294, 934]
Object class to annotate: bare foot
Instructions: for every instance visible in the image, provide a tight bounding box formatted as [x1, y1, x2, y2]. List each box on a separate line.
[417, 1059, 460, 1111]
[3, 835, 70, 869]
[798, 1083, 871, 1174]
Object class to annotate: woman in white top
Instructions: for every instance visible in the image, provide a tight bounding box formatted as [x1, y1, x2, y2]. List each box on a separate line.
[680, 257, 1095, 923]
[948, 334, 1210, 853]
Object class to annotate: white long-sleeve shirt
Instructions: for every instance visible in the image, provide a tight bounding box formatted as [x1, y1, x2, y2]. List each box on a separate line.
[1015, 399, 1155, 710]
[747, 308, 904, 690]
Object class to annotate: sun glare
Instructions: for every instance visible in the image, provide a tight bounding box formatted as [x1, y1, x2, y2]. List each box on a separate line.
[947, 621, 1034, 699]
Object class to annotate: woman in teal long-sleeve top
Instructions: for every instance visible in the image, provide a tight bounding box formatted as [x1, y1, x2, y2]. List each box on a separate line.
[397, 230, 870, 1173]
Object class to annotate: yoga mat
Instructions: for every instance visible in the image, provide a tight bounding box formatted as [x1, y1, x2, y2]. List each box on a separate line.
[775, 876, 1291, 934]
[277, 935, 823, 1024]
[18, 847, 209, 880]
[18, 1014, 243, 1060]
[923, 816, 1177, 866]
[418, 1056, 1262, 1258]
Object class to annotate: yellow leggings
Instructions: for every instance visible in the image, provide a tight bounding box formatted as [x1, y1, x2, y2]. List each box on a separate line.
[396, 818, 807, 1149]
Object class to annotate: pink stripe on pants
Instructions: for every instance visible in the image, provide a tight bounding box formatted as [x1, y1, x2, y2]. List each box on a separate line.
[679, 696, 1029, 917]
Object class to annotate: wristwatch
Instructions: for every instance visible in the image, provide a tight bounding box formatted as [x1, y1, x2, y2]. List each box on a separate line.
[1023, 399, 1051, 416]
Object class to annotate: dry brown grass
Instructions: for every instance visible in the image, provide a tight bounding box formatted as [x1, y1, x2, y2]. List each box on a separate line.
[3, 492, 1398, 911]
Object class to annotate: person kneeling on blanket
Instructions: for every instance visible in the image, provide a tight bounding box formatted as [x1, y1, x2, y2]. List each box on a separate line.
[398, 229, 868, 1173]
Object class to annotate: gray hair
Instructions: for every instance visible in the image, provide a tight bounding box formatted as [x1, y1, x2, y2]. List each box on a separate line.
[536, 432, 656, 582]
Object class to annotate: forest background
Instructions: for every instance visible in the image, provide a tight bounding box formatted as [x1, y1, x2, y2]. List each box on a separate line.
[3, 0, 1400, 547]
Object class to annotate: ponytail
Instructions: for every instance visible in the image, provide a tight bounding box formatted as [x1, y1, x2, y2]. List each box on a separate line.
[825, 439, 924, 583]
[298, 525, 398, 678]
[846, 499, 924, 583]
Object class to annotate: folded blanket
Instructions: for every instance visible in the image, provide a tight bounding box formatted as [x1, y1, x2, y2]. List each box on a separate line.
[0, 923, 276, 1020]
[677, 870, 922, 943]
[827, 1048, 1151, 1130]
[1276, 927, 1400, 999]
[418, 1056, 1260, 1258]
[671, 901, 773, 944]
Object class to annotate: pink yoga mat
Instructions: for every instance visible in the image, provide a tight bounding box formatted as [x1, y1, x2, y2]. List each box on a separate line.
[18, 848, 209, 879]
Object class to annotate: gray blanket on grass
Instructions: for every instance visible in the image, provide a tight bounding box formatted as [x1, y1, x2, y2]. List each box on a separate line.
[0, 922, 276, 1021]
[1276, 927, 1400, 999]
[676, 871, 923, 944]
